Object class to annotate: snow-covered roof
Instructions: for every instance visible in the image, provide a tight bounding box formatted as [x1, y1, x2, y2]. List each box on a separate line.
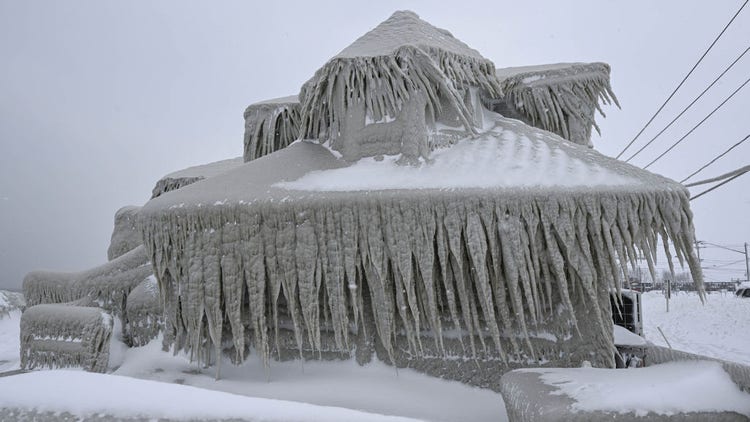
[335, 10, 485, 60]
[144, 113, 682, 210]
[152, 157, 244, 198]
[162, 157, 244, 180]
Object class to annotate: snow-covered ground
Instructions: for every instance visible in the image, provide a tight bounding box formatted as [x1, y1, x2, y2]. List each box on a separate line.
[0, 310, 21, 373]
[0, 306, 506, 422]
[641, 290, 750, 365]
[2, 289, 749, 420]
[109, 338, 506, 422]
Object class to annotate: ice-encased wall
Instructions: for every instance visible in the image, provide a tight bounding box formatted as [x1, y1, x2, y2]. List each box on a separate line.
[494, 63, 619, 147]
[23, 245, 152, 316]
[139, 139, 703, 387]
[20, 304, 112, 373]
[243, 96, 300, 162]
[124, 275, 162, 347]
[107, 205, 143, 260]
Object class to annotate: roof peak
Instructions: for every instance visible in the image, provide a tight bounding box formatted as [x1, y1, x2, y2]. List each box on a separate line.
[333, 9, 483, 60]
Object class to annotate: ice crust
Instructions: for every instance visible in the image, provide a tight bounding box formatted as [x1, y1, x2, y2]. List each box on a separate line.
[20, 304, 113, 373]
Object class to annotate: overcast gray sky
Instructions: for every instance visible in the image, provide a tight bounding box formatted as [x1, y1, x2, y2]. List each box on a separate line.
[1, 1, 748, 291]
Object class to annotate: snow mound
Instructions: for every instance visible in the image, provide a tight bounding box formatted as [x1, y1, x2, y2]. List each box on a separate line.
[529, 361, 750, 416]
[0, 370, 422, 422]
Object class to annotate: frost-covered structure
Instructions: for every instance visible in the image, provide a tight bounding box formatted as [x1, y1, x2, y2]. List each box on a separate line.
[20, 304, 112, 373]
[19, 158, 245, 371]
[243, 96, 300, 162]
[23, 245, 151, 316]
[137, 11, 703, 390]
[493, 62, 618, 147]
[19, 11, 703, 389]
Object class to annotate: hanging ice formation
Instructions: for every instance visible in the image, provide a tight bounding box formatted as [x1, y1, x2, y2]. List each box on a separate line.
[135, 10, 703, 389]
[493, 63, 620, 147]
[243, 96, 300, 162]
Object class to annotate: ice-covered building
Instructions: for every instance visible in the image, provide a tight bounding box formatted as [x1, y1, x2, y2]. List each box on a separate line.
[21, 11, 702, 391]
[136, 11, 702, 389]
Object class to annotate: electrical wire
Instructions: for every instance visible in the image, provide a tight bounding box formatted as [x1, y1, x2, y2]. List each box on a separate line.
[624, 46, 750, 163]
[690, 168, 750, 200]
[615, 0, 749, 159]
[643, 77, 750, 169]
[680, 133, 750, 183]
[685, 164, 750, 187]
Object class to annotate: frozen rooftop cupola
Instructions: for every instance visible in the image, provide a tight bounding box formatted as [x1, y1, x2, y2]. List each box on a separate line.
[136, 10, 705, 389]
[296, 10, 502, 164]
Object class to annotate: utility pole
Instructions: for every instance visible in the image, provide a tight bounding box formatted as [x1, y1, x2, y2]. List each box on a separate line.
[745, 242, 749, 282]
[695, 240, 702, 264]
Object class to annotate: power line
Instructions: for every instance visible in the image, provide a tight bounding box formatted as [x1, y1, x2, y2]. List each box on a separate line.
[643, 77, 750, 169]
[680, 133, 750, 183]
[624, 46, 750, 163]
[615, 0, 749, 159]
[690, 167, 750, 200]
[685, 164, 750, 187]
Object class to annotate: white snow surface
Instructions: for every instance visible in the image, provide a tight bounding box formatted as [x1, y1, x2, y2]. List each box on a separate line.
[0, 310, 21, 372]
[613, 324, 647, 346]
[529, 361, 750, 416]
[278, 123, 637, 192]
[109, 339, 506, 422]
[335, 10, 484, 60]
[0, 370, 422, 422]
[642, 291, 750, 365]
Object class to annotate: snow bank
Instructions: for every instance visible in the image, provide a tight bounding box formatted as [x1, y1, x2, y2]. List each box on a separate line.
[0, 309, 21, 372]
[530, 361, 750, 416]
[642, 291, 750, 365]
[0, 370, 423, 422]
